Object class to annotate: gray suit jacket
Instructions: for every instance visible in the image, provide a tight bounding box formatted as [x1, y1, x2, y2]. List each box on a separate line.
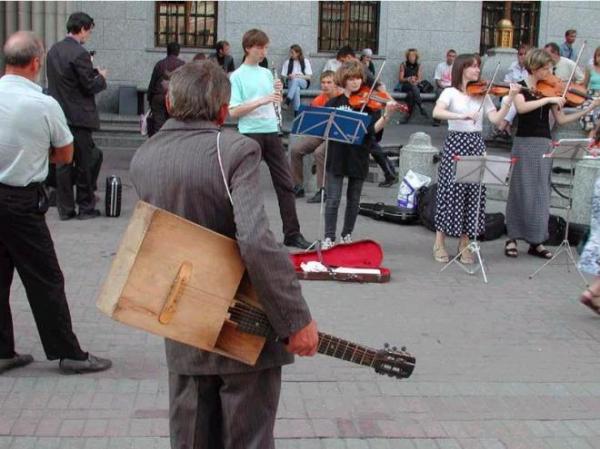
[129, 119, 312, 375]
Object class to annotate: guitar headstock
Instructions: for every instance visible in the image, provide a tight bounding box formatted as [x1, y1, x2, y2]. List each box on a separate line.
[372, 343, 415, 379]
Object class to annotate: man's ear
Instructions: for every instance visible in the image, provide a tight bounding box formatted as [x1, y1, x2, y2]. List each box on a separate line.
[165, 92, 172, 115]
[216, 103, 229, 125]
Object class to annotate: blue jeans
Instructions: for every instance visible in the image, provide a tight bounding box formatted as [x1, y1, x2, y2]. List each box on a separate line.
[286, 78, 308, 112]
[324, 174, 364, 240]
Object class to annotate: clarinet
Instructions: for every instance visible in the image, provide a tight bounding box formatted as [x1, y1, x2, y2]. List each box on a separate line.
[270, 63, 283, 133]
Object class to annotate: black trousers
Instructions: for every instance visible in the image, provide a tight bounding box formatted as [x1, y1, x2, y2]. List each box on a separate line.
[56, 127, 102, 217]
[0, 183, 86, 360]
[245, 133, 301, 238]
[370, 142, 397, 179]
[169, 367, 281, 449]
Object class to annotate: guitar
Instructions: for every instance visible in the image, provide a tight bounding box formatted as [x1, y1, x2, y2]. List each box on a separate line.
[97, 201, 415, 380]
[229, 300, 415, 379]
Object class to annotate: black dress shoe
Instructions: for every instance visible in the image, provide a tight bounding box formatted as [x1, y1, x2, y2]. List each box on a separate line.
[77, 209, 101, 220]
[293, 185, 305, 198]
[59, 211, 76, 221]
[378, 175, 399, 188]
[59, 353, 112, 374]
[283, 233, 312, 250]
[307, 189, 325, 204]
[0, 353, 34, 374]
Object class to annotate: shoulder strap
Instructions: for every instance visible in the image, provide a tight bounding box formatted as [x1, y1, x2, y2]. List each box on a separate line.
[216, 131, 234, 206]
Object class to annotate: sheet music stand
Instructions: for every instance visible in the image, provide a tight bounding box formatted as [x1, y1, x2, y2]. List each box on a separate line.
[529, 138, 594, 285]
[441, 154, 515, 283]
[291, 106, 371, 255]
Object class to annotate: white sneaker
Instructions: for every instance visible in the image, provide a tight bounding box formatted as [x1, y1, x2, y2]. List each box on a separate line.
[341, 234, 352, 244]
[321, 238, 334, 250]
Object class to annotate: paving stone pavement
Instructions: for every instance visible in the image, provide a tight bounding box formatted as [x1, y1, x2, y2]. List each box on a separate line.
[1, 142, 600, 449]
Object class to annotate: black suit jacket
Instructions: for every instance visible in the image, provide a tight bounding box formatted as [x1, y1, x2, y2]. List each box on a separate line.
[46, 37, 107, 130]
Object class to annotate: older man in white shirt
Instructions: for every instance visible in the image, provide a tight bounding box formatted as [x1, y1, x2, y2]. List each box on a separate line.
[0, 31, 111, 375]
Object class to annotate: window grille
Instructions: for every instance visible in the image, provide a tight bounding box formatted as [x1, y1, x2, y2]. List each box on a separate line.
[318, 1, 380, 53]
[155, 1, 217, 48]
[480, 1, 540, 55]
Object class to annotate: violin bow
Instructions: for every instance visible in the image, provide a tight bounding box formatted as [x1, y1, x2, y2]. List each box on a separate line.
[562, 40, 586, 99]
[359, 60, 386, 113]
[475, 62, 501, 115]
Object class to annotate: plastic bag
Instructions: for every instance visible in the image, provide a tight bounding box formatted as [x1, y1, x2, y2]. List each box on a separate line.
[397, 170, 431, 211]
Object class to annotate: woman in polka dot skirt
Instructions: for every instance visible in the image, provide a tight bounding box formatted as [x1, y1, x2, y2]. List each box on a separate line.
[431, 53, 520, 264]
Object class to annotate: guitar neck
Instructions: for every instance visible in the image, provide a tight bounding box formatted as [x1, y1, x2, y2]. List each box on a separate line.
[317, 332, 377, 367]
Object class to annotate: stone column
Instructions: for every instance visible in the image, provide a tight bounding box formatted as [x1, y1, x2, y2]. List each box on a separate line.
[56, 2, 66, 38]
[32, 2, 44, 38]
[17, 1, 31, 30]
[5, 1, 17, 36]
[572, 159, 600, 226]
[43, 1, 57, 49]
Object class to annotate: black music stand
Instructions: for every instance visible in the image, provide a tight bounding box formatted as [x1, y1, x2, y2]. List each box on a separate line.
[291, 106, 371, 254]
[529, 138, 594, 285]
[441, 154, 515, 283]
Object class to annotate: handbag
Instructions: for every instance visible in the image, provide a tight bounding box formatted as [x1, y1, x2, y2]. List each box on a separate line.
[417, 80, 434, 94]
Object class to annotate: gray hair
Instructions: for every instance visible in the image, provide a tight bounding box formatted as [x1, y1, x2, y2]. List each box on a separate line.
[3, 31, 45, 67]
[167, 61, 231, 121]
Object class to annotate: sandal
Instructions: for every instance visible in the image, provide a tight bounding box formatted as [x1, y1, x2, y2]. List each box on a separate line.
[504, 239, 518, 258]
[580, 289, 600, 315]
[527, 244, 553, 259]
[433, 245, 449, 263]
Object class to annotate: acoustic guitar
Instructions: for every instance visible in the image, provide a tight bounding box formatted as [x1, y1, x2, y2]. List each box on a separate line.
[97, 201, 415, 379]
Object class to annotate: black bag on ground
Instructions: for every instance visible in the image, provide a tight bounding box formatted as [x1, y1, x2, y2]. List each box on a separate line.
[358, 202, 419, 225]
[480, 212, 506, 241]
[417, 184, 437, 231]
[545, 215, 566, 246]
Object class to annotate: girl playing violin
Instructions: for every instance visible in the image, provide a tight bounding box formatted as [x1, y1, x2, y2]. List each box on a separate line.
[505, 49, 600, 259]
[321, 60, 401, 249]
[432, 53, 520, 264]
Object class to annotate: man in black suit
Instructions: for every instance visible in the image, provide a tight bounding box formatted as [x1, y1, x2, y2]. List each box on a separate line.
[46, 11, 107, 220]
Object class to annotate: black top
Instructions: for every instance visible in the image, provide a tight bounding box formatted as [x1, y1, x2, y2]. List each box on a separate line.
[147, 55, 186, 104]
[324, 95, 378, 180]
[515, 80, 552, 139]
[46, 37, 107, 130]
[403, 61, 419, 79]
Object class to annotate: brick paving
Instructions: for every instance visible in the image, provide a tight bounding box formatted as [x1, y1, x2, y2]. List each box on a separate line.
[1, 141, 600, 449]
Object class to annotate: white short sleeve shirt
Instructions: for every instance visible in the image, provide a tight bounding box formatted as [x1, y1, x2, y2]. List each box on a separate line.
[437, 87, 496, 132]
[0, 75, 73, 186]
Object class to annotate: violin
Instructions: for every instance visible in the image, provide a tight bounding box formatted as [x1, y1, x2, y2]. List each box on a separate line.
[348, 85, 409, 114]
[466, 80, 511, 97]
[533, 74, 592, 107]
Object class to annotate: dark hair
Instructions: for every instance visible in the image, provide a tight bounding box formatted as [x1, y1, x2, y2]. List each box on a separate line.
[290, 44, 304, 64]
[405, 48, 419, 63]
[215, 40, 229, 53]
[242, 29, 269, 55]
[565, 29, 577, 37]
[66, 12, 94, 34]
[544, 42, 561, 55]
[451, 53, 481, 90]
[167, 42, 181, 56]
[447, 49, 457, 55]
[193, 52, 206, 61]
[336, 46, 355, 60]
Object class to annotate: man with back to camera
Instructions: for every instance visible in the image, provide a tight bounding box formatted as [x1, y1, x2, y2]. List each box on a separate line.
[46, 11, 107, 220]
[209, 40, 236, 74]
[0, 31, 111, 375]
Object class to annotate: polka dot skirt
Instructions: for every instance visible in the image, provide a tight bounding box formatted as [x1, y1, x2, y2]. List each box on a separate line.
[434, 131, 486, 238]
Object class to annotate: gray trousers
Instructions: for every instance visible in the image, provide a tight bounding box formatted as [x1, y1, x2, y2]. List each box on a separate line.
[169, 367, 282, 449]
[290, 136, 325, 188]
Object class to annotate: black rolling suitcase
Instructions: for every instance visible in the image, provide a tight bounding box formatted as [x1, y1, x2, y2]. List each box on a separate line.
[105, 175, 122, 217]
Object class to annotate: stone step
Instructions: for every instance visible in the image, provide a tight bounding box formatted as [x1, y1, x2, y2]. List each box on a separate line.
[95, 132, 146, 150]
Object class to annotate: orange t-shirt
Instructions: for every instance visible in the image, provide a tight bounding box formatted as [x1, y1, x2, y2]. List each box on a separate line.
[311, 93, 332, 107]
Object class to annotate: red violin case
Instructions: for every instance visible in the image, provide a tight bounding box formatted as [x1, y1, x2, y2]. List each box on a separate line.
[289, 240, 390, 283]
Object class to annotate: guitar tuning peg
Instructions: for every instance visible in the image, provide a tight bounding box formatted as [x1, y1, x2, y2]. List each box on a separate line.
[392, 346, 397, 351]
[401, 346, 407, 352]
[383, 343, 389, 349]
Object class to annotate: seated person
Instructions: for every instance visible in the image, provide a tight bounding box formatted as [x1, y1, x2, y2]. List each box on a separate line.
[396, 48, 428, 122]
[432, 49, 456, 126]
[360, 48, 375, 75]
[209, 40, 235, 73]
[281, 44, 312, 116]
[323, 45, 355, 73]
[290, 71, 340, 203]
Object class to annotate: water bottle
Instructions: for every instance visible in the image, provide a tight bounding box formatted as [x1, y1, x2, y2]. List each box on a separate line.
[105, 175, 122, 217]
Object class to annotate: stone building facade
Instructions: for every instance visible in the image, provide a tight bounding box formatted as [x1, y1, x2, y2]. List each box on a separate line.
[1, 1, 600, 112]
